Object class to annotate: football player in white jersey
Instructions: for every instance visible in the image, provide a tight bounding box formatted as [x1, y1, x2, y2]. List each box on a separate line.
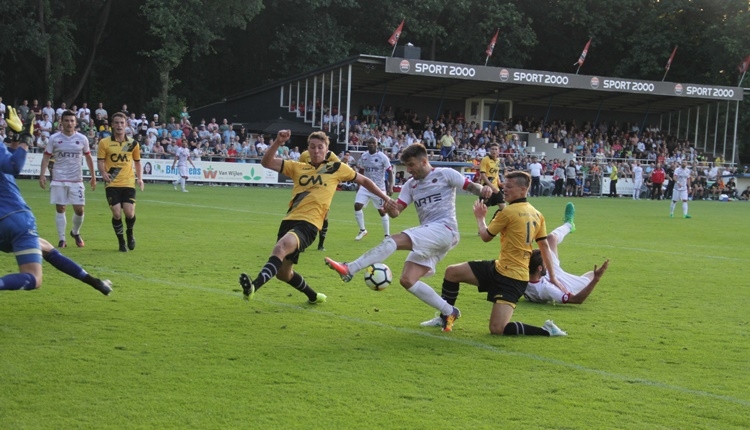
[670, 159, 692, 218]
[524, 203, 609, 305]
[171, 140, 195, 192]
[353, 137, 393, 240]
[326, 143, 494, 331]
[632, 161, 644, 200]
[39, 110, 96, 248]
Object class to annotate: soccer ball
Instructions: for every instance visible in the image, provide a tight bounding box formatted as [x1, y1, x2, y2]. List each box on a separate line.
[364, 263, 392, 291]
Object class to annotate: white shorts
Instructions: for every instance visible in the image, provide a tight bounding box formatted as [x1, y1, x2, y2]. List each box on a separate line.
[355, 187, 385, 209]
[526, 253, 590, 303]
[672, 188, 688, 201]
[50, 182, 85, 206]
[177, 165, 189, 177]
[402, 223, 459, 277]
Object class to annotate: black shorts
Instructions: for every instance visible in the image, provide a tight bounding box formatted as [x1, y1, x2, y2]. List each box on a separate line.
[566, 178, 577, 187]
[468, 260, 527, 307]
[278, 219, 318, 264]
[105, 187, 136, 207]
[482, 189, 505, 207]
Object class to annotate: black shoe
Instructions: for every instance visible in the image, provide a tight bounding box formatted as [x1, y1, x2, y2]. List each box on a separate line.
[70, 231, 85, 247]
[58, 240, 67, 248]
[94, 279, 113, 296]
[239, 273, 254, 300]
[127, 236, 136, 251]
[119, 242, 128, 252]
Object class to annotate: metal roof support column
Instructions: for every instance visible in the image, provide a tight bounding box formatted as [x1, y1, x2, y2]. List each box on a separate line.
[693, 106, 700, 154]
[337, 67, 343, 141]
[676, 110, 681, 139]
[703, 104, 710, 152]
[685, 108, 691, 142]
[592, 98, 604, 130]
[280, 85, 285, 107]
[490, 89, 502, 128]
[296, 81, 301, 118]
[313, 76, 319, 128]
[345, 64, 352, 150]
[723, 100, 729, 161]
[639, 102, 650, 137]
[434, 87, 447, 127]
[329, 71, 334, 132]
[731, 100, 739, 165]
[713, 102, 720, 157]
[304, 79, 309, 123]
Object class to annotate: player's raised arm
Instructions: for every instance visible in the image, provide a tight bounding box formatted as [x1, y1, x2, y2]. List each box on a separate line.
[261, 130, 290, 172]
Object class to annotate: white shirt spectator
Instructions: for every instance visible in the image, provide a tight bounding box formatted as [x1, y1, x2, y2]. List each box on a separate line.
[77, 105, 91, 124]
[42, 104, 55, 122]
[36, 117, 53, 138]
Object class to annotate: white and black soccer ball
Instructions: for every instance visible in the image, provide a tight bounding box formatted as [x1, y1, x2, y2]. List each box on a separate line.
[363, 263, 392, 291]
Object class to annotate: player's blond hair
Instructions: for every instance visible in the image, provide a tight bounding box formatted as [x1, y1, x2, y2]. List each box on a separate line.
[308, 131, 329, 146]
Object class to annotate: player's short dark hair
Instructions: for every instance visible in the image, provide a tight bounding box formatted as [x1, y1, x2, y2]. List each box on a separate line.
[61, 110, 76, 119]
[529, 249, 543, 276]
[308, 131, 329, 146]
[400, 143, 427, 163]
[506, 170, 531, 188]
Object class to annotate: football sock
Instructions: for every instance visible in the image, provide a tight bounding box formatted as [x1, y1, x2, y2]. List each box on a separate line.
[381, 214, 390, 236]
[0, 273, 38, 290]
[348, 237, 397, 274]
[503, 322, 550, 336]
[112, 218, 125, 243]
[287, 272, 317, 301]
[181, 177, 186, 189]
[407, 281, 453, 315]
[552, 224, 571, 244]
[125, 215, 136, 231]
[43, 249, 100, 288]
[354, 210, 365, 230]
[56, 213, 67, 240]
[319, 218, 328, 247]
[441, 279, 460, 306]
[253, 255, 282, 290]
[669, 201, 676, 214]
[72, 213, 84, 235]
[682, 202, 688, 215]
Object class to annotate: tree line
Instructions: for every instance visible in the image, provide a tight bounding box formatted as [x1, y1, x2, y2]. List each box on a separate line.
[1, 0, 748, 158]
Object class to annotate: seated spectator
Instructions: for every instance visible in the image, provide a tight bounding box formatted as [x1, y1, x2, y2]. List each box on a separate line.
[152, 141, 165, 159]
[739, 186, 750, 201]
[725, 178, 737, 198]
[709, 178, 725, 200]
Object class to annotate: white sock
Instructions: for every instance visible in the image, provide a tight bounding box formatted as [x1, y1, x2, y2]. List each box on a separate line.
[670, 201, 676, 214]
[683, 202, 688, 215]
[354, 210, 365, 230]
[181, 177, 186, 189]
[381, 214, 390, 236]
[552, 223, 571, 244]
[55, 213, 67, 240]
[349, 237, 397, 274]
[407, 281, 453, 315]
[173, 178, 179, 186]
[72, 213, 84, 235]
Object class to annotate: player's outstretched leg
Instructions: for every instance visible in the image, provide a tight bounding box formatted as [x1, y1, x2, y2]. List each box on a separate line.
[324, 257, 352, 282]
[563, 202, 575, 232]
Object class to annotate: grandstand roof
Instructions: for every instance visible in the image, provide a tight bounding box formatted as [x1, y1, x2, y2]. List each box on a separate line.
[224, 54, 743, 116]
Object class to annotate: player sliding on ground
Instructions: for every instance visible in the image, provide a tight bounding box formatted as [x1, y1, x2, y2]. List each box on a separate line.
[524, 203, 610, 304]
[238, 130, 392, 304]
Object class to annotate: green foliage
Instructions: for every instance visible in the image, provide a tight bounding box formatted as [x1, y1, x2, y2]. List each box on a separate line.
[2, 181, 750, 428]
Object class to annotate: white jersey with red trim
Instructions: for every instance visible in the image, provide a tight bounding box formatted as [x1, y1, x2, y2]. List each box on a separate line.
[397, 167, 469, 231]
[46, 131, 90, 183]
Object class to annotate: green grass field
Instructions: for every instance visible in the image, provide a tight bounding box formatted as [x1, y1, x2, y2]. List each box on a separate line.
[2, 179, 749, 429]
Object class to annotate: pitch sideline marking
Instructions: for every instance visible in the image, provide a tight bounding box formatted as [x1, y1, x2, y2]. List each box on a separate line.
[94, 266, 750, 408]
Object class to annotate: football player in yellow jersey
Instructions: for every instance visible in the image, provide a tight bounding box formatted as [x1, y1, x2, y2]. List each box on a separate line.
[97, 112, 144, 252]
[298, 148, 340, 250]
[426, 171, 569, 336]
[478, 142, 505, 210]
[238, 130, 394, 303]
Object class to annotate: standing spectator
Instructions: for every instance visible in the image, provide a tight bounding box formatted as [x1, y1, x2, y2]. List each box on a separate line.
[479, 142, 505, 209]
[565, 160, 577, 197]
[664, 162, 676, 200]
[31, 100, 43, 121]
[97, 112, 145, 252]
[608, 161, 618, 197]
[38, 111, 97, 248]
[528, 155, 543, 196]
[439, 129, 455, 160]
[77, 102, 91, 126]
[651, 163, 665, 200]
[42, 101, 56, 123]
[94, 103, 108, 127]
[36, 114, 53, 138]
[0, 96, 5, 119]
[55, 102, 67, 120]
[553, 162, 565, 197]
[17, 100, 30, 118]
[631, 161, 643, 200]
[670, 160, 692, 219]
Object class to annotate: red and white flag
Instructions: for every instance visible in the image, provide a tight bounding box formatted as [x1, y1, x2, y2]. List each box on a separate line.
[485, 29, 499, 57]
[574, 38, 592, 67]
[665, 45, 678, 71]
[738, 54, 750, 74]
[388, 20, 405, 47]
